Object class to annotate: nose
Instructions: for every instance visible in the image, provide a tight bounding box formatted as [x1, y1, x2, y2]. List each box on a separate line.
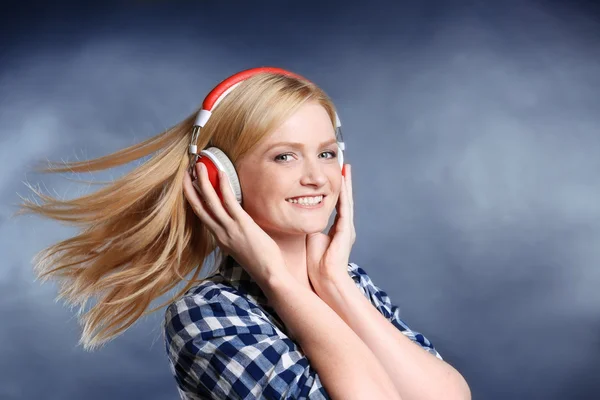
[299, 156, 328, 187]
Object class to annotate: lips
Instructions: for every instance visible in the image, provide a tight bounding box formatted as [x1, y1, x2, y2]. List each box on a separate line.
[286, 194, 326, 200]
[286, 195, 326, 209]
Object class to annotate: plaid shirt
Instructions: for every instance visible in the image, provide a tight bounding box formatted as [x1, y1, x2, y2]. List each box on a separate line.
[164, 255, 442, 399]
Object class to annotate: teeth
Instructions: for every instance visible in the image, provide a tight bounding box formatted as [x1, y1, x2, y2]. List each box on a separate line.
[286, 195, 323, 205]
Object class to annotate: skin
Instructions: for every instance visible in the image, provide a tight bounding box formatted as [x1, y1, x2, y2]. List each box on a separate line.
[235, 100, 349, 292]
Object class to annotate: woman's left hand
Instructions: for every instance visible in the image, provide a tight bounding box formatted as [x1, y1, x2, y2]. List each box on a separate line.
[306, 164, 356, 291]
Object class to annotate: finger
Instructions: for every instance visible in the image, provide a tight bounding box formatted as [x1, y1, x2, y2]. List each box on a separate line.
[182, 169, 222, 234]
[194, 163, 234, 228]
[345, 164, 354, 220]
[340, 177, 355, 238]
[331, 179, 349, 235]
[330, 175, 347, 229]
[344, 165, 356, 242]
[217, 169, 246, 222]
[327, 206, 340, 240]
[337, 177, 347, 216]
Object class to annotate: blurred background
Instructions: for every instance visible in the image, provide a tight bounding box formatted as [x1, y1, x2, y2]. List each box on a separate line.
[2, 0, 599, 399]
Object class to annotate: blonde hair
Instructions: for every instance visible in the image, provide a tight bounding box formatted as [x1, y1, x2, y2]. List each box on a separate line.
[13, 72, 339, 351]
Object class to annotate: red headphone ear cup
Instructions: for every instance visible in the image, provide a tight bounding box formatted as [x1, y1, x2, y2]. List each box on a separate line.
[201, 147, 242, 204]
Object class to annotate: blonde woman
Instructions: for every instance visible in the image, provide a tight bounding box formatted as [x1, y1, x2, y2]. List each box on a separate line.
[16, 67, 470, 399]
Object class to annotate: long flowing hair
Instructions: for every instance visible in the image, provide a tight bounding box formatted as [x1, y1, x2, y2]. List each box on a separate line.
[13, 72, 339, 351]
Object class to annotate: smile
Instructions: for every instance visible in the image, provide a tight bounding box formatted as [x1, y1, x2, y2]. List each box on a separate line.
[285, 195, 325, 209]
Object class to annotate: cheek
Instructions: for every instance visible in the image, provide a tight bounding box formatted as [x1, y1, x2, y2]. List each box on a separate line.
[241, 183, 283, 213]
[333, 174, 343, 194]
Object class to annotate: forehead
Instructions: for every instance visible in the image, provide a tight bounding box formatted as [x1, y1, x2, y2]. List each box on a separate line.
[263, 102, 336, 144]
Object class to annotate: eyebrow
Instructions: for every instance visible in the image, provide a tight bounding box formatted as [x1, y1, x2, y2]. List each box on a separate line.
[264, 138, 338, 152]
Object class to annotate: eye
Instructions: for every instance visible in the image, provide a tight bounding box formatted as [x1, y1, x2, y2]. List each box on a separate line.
[320, 150, 337, 159]
[274, 153, 294, 162]
[274, 150, 338, 163]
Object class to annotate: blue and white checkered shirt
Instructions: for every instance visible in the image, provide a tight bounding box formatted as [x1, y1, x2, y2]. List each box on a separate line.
[164, 255, 442, 399]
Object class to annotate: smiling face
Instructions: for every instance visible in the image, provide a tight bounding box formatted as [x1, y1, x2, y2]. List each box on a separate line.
[236, 101, 342, 239]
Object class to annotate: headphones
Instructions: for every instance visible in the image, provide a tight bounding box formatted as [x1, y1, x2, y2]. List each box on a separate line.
[188, 66, 345, 204]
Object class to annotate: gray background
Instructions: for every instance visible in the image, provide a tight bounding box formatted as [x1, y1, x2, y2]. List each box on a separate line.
[2, 0, 599, 399]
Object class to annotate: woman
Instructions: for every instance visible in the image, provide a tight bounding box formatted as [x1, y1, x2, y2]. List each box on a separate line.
[16, 67, 470, 399]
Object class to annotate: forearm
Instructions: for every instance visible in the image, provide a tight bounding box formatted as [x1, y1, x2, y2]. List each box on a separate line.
[260, 269, 403, 400]
[316, 273, 471, 400]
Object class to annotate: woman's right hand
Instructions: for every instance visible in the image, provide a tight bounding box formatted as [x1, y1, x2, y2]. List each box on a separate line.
[183, 161, 286, 286]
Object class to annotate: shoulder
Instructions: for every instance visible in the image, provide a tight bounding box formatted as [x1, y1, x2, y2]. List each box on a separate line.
[164, 280, 225, 329]
[345, 260, 404, 320]
[347, 261, 443, 360]
[162, 279, 331, 399]
[347, 261, 368, 282]
[346, 261, 388, 302]
[164, 279, 276, 340]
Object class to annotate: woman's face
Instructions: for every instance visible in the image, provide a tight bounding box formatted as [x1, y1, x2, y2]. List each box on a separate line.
[236, 101, 342, 238]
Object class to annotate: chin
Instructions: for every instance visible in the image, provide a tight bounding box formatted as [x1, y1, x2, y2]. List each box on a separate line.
[300, 221, 329, 234]
[261, 220, 327, 237]
[276, 221, 327, 235]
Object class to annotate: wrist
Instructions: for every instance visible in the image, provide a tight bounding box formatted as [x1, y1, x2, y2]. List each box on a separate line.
[319, 263, 352, 285]
[254, 258, 294, 294]
[312, 266, 353, 298]
[260, 269, 307, 312]
[312, 271, 357, 320]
